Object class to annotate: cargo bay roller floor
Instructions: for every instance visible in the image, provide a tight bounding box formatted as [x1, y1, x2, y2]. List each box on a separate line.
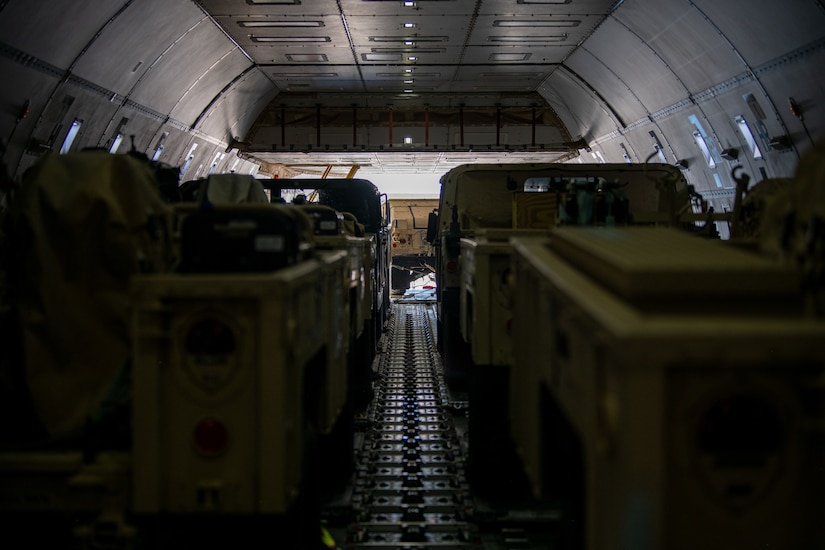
[324, 300, 561, 549]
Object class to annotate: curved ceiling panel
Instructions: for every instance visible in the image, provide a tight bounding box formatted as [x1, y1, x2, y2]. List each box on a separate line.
[614, 0, 744, 94]
[560, 47, 647, 127]
[169, 49, 254, 126]
[218, 13, 352, 64]
[750, 47, 825, 148]
[71, 0, 206, 95]
[263, 65, 364, 93]
[197, 0, 330, 17]
[128, 19, 238, 116]
[196, 70, 280, 141]
[0, 0, 126, 68]
[693, 0, 825, 67]
[537, 69, 618, 143]
[1, 0, 822, 183]
[572, 16, 687, 115]
[0, 58, 56, 116]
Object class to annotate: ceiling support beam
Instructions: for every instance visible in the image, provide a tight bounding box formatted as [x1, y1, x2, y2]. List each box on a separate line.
[425, 107, 429, 147]
[496, 106, 501, 147]
[316, 104, 321, 147]
[352, 106, 358, 148]
[281, 105, 286, 147]
[388, 106, 393, 148]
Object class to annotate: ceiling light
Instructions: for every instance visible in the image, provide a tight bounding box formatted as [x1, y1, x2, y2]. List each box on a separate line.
[489, 53, 531, 61]
[403, 22, 416, 28]
[370, 47, 444, 54]
[405, 40, 415, 45]
[494, 19, 580, 27]
[363, 53, 403, 61]
[239, 21, 324, 28]
[404, 79, 414, 84]
[285, 54, 329, 62]
[370, 36, 447, 42]
[404, 1, 416, 7]
[408, 55, 417, 60]
[488, 34, 567, 42]
[251, 36, 331, 43]
[273, 73, 338, 78]
[478, 72, 540, 78]
[405, 68, 413, 73]
[472, 85, 533, 91]
[376, 72, 439, 78]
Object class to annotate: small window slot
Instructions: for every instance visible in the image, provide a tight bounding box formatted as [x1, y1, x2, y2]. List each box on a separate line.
[59, 119, 83, 154]
[735, 116, 763, 160]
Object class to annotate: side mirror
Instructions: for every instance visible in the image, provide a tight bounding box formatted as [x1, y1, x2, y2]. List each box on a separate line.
[426, 211, 438, 244]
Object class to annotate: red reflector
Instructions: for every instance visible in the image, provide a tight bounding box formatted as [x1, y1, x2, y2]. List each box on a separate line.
[446, 261, 458, 273]
[392, 242, 398, 247]
[194, 417, 229, 455]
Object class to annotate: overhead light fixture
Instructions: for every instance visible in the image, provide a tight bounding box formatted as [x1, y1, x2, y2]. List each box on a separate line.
[478, 72, 540, 78]
[370, 36, 447, 42]
[405, 68, 413, 73]
[405, 40, 415, 45]
[363, 52, 403, 61]
[403, 22, 416, 28]
[403, 1, 416, 6]
[376, 71, 439, 78]
[472, 85, 533, 91]
[239, 20, 324, 28]
[286, 53, 329, 62]
[370, 47, 444, 54]
[404, 79, 413, 84]
[408, 55, 417, 60]
[488, 34, 567, 42]
[273, 73, 338, 78]
[494, 19, 580, 27]
[489, 53, 531, 61]
[251, 36, 331, 42]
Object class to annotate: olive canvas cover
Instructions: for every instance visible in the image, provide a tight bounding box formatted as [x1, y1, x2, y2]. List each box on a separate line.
[3, 151, 173, 438]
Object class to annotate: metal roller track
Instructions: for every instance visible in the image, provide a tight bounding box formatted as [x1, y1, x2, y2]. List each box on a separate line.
[348, 303, 475, 548]
[331, 302, 562, 549]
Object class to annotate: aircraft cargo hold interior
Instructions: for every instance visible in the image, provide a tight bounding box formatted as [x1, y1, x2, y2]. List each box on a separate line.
[2, 1, 825, 549]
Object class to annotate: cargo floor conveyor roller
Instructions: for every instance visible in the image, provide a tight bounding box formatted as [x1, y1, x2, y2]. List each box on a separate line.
[330, 302, 564, 549]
